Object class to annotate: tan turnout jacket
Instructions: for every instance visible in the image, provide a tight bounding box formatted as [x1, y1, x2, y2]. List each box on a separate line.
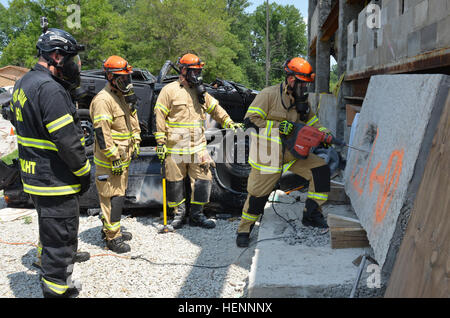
[154, 79, 233, 155]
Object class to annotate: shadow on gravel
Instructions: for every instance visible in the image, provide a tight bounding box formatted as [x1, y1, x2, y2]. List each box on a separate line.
[78, 224, 104, 248]
[7, 271, 41, 298]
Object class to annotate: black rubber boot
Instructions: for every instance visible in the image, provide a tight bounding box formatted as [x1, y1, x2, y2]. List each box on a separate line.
[41, 278, 82, 298]
[302, 199, 329, 229]
[171, 202, 187, 229]
[189, 205, 215, 229]
[236, 233, 250, 247]
[106, 236, 131, 254]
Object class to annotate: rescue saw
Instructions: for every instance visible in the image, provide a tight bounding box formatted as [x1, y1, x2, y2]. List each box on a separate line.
[282, 122, 368, 159]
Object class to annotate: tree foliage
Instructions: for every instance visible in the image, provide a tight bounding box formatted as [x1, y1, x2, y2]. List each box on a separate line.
[0, 0, 308, 90]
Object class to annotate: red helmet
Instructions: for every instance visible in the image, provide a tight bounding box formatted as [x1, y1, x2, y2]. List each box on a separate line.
[177, 53, 205, 70]
[284, 57, 315, 82]
[103, 55, 133, 75]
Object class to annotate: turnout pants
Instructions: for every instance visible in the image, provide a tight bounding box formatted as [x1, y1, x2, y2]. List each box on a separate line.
[31, 194, 80, 297]
[165, 154, 212, 213]
[238, 151, 330, 233]
[95, 167, 129, 241]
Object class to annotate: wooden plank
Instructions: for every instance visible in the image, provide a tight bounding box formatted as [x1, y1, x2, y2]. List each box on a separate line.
[328, 214, 362, 228]
[385, 90, 450, 298]
[328, 213, 371, 249]
[320, 1, 339, 42]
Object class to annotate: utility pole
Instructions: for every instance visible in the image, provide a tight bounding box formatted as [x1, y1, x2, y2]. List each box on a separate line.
[265, 0, 270, 87]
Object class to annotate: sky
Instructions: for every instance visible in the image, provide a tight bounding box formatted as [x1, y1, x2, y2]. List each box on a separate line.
[0, 0, 309, 17]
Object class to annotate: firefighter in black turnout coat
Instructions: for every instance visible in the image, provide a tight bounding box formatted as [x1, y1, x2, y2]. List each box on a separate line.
[9, 28, 90, 298]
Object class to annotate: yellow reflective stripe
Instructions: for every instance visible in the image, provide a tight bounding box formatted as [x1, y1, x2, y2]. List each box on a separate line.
[250, 132, 282, 145]
[93, 156, 130, 169]
[307, 192, 328, 200]
[282, 160, 296, 173]
[318, 127, 328, 132]
[111, 132, 132, 140]
[248, 158, 282, 173]
[104, 145, 118, 158]
[17, 135, 58, 151]
[242, 212, 259, 221]
[93, 114, 113, 124]
[80, 136, 85, 147]
[94, 156, 110, 168]
[265, 120, 274, 136]
[131, 109, 137, 116]
[206, 102, 217, 114]
[168, 198, 186, 208]
[167, 143, 206, 155]
[132, 132, 140, 139]
[23, 182, 81, 196]
[222, 117, 232, 129]
[103, 221, 120, 231]
[46, 114, 74, 133]
[155, 103, 169, 115]
[166, 121, 203, 128]
[154, 132, 165, 139]
[306, 115, 318, 126]
[247, 106, 267, 119]
[73, 160, 91, 177]
[42, 278, 69, 295]
[191, 200, 208, 206]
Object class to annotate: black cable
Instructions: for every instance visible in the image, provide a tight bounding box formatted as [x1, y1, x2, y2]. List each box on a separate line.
[130, 236, 291, 269]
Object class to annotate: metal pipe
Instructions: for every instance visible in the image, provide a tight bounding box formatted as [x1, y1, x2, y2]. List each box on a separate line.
[350, 254, 367, 298]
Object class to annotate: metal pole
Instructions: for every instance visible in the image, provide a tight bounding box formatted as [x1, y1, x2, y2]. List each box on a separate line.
[350, 254, 367, 298]
[265, 0, 270, 87]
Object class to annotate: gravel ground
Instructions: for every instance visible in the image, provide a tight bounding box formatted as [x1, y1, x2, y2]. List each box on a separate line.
[0, 200, 256, 298]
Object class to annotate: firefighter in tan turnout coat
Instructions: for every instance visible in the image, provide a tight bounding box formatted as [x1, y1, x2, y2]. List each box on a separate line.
[154, 53, 241, 229]
[236, 57, 332, 248]
[90, 56, 141, 253]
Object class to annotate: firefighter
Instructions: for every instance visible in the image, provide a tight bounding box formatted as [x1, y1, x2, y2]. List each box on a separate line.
[154, 53, 241, 229]
[10, 28, 90, 297]
[236, 57, 332, 248]
[90, 56, 141, 253]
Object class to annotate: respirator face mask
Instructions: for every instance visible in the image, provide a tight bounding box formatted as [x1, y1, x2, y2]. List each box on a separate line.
[291, 79, 309, 115]
[54, 54, 82, 91]
[186, 68, 207, 104]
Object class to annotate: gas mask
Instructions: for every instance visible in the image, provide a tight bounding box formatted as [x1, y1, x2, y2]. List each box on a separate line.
[186, 68, 206, 104]
[57, 54, 82, 91]
[111, 74, 137, 107]
[289, 79, 310, 120]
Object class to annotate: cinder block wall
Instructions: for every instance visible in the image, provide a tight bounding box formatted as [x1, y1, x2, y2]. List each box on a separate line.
[347, 0, 450, 75]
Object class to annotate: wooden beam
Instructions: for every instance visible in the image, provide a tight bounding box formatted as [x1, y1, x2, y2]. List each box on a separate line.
[310, 36, 317, 57]
[328, 214, 370, 249]
[320, 1, 339, 42]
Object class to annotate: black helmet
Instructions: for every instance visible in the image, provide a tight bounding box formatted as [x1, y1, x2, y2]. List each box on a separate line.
[36, 28, 85, 56]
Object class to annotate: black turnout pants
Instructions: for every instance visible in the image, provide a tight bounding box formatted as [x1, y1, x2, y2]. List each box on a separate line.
[31, 194, 80, 297]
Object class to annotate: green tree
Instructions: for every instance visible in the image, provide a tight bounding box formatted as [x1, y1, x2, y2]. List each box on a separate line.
[122, 0, 244, 83]
[251, 3, 307, 88]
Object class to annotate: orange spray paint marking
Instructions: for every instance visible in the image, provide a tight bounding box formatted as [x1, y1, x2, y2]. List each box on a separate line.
[369, 149, 404, 224]
[350, 128, 379, 196]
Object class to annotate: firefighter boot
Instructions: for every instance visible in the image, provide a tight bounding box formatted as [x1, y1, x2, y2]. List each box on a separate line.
[302, 199, 329, 229]
[106, 236, 131, 254]
[189, 204, 216, 229]
[236, 224, 255, 248]
[101, 230, 132, 241]
[33, 251, 90, 270]
[171, 202, 187, 229]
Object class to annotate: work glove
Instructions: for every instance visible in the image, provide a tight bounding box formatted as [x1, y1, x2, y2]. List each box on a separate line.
[279, 120, 294, 135]
[156, 143, 168, 161]
[111, 159, 124, 176]
[227, 122, 245, 132]
[132, 143, 140, 159]
[79, 172, 91, 196]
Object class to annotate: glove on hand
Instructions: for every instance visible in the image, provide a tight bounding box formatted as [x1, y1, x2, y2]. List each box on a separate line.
[227, 122, 244, 132]
[132, 143, 140, 159]
[111, 159, 124, 176]
[279, 120, 294, 135]
[156, 143, 167, 160]
[79, 172, 91, 196]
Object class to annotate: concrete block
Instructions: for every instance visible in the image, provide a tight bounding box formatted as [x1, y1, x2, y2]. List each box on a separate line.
[343, 74, 449, 267]
[385, 0, 400, 23]
[437, 14, 450, 48]
[427, 0, 449, 25]
[420, 22, 437, 53]
[407, 30, 421, 57]
[414, 0, 429, 29]
[317, 94, 338, 136]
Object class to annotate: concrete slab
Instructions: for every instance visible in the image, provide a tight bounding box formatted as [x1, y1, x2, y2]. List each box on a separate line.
[317, 94, 338, 136]
[247, 198, 370, 298]
[343, 74, 449, 268]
